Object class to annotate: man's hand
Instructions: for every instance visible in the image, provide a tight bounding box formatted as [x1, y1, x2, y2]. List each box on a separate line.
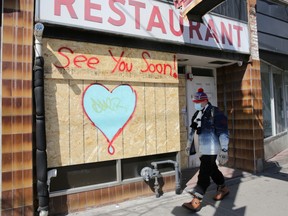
[217, 149, 228, 165]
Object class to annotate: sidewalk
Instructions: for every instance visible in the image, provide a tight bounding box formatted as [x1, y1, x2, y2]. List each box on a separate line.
[67, 150, 288, 216]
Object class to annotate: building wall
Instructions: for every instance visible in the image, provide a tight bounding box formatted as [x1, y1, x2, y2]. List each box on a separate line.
[257, 0, 288, 56]
[213, 0, 263, 172]
[0, 0, 265, 215]
[256, 0, 288, 159]
[1, 0, 34, 215]
[47, 58, 265, 215]
[48, 175, 176, 215]
[217, 60, 264, 172]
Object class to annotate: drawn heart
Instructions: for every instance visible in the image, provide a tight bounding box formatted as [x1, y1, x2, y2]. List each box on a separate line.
[82, 84, 137, 155]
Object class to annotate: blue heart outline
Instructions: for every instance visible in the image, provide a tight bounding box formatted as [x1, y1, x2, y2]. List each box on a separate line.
[82, 83, 137, 155]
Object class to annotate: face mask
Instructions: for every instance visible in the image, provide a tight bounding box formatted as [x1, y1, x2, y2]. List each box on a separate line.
[194, 103, 203, 111]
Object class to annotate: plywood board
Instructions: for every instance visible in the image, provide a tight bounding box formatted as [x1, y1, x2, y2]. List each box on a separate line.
[44, 40, 181, 167]
[69, 80, 84, 164]
[46, 80, 181, 166]
[166, 84, 181, 152]
[155, 84, 167, 154]
[123, 83, 146, 158]
[45, 79, 70, 167]
[144, 83, 157, 155]
[96, 82, 125, 161]
[43, 38, 178, 84]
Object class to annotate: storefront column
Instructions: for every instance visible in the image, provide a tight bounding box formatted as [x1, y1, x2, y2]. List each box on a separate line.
[217, 60, 264, 172]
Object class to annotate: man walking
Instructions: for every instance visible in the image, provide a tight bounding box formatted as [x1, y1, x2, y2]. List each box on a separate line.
[183, 88, 230, 211]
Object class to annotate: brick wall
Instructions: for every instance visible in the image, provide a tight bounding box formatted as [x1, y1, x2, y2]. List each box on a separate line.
[248, 3, 259, 60]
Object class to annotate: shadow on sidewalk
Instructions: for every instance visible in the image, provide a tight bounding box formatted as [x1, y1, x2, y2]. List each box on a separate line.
[179, 167, 199, 191]
[171, 166, 247, 215]
[171, 172, 247, 216]
[261, 161, 288, 180]
[171, 160, 287, 216]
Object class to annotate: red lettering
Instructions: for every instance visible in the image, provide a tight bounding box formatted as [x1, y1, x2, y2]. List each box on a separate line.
[147, 6, 167, 34]
[205, 19, 219, 43]
[233, 25, 243, 47]
[54, 47, 73, 69]
[129, 0, 146, 29]
[74, 55, 88, 68]
[141, 52, 151, 73]
[53, 1, 244, 53]
[141, 51, 177, 78]
[85, 0, 102, 23]
[54, 47, 100, 69]
[221, 22, 233, 45]
[87, 57, 100, 69]
[189, 21, 202, 40]
[173, 54, 177, 78]
[54, 0, 78, 19]
[109, 50, 133, 73]
[205, 29, 214, 42]
[108, 0, 126, 26]
[169, 10, 183, 36]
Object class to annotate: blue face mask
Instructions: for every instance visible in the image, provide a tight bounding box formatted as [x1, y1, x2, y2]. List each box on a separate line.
[194, 103, 203, 111]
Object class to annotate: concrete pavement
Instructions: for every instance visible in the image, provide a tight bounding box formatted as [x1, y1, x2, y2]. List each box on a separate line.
[67, 150, 288, 216]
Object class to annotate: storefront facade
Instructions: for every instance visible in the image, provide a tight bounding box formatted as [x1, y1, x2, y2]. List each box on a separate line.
[1, 0, 267, 215]
[256, 0, 288, 159]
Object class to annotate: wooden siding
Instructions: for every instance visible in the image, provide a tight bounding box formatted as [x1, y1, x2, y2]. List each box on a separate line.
[217, 60, 264, 172]
[1, 0, 34, 215]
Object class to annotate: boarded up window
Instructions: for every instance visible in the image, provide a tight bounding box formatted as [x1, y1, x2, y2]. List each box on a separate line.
[43, 39, 180, 167]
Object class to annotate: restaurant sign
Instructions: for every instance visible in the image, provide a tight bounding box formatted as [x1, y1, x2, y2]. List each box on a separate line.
[35, 0, 249, 54]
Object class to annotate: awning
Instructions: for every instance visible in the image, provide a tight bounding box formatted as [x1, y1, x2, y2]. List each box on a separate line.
[174, 0, 226, 22]
[260, 50, 288, 70]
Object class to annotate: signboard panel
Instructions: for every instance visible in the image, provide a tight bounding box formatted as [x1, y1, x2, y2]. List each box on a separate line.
[36, 0, 250, 54]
